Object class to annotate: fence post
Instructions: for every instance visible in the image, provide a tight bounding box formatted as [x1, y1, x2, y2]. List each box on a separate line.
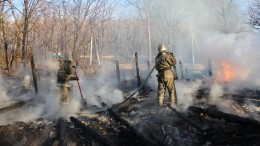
[135, 52, 141, 87]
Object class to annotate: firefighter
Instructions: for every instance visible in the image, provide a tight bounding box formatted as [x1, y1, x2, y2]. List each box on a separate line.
[57, 59, 79, 103]
[155, 44, 177, 109]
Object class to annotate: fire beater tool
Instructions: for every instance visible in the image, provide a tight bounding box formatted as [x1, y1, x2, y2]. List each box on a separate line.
[74, 67, 87, 109]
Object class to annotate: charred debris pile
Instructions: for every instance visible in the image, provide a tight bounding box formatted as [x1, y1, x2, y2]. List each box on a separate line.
[0, 78, 260, 146]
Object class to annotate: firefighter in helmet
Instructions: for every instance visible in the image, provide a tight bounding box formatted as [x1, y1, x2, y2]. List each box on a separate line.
[57, 59, 79, 103]
[155, 44, 177, 109]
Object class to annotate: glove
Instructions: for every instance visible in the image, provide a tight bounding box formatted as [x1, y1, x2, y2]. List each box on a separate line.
[70, 76, 79, 80]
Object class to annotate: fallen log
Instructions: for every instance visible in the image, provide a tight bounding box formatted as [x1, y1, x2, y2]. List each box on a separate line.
[188, 106, 260, 127]
[0, 98, 34, 114]
[0, 101, 26, 114]
[101, 102, 160, 146]
[210, 134, 260, 145]
[206, 124, 258, 136]
[70, 116, 114, 146]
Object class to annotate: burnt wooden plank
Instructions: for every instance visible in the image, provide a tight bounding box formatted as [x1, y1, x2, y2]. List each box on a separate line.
[58, 117, 66, 146]
[70, 116, 114, 146]
[189, 106, 260, 127]
[0, 99, 34, 114]
[102, 102, 160, 146]
[167, 103, 205, 133]
[211, 134, 260, 145]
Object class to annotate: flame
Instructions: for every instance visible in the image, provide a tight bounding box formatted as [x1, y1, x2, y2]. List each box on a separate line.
[216, 61, 234, 82]
[221, 62, 233, 81]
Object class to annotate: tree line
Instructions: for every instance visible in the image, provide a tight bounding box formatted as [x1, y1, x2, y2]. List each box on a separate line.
[0, 0, 258, 74]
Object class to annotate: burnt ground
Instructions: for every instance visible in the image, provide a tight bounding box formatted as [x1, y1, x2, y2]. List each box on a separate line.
[0, 74, 260, 146]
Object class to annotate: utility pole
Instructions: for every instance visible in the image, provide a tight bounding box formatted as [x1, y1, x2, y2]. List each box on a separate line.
[191, 32, 199, 64]
[90, 25, 93, 66]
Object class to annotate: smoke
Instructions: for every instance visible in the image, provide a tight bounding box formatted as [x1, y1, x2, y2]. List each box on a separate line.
[78, 64, 124, 107]
[0, 57, 126, 125]
[197, 32, 260, 88]
[176, 80, 202, 110]
[209, 83, 224, 104]
[0, 0, 259, 124]
[0, 75, 11, 104]
[148, 70, 203, 110]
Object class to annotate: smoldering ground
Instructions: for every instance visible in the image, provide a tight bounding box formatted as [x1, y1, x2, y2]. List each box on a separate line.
[0, 60, 124, 124]
[1, 0, 259, 125]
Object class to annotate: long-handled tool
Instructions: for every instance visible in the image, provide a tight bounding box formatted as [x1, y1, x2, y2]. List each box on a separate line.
[74, 68, 87, 109]
[112, 65, 155, 109]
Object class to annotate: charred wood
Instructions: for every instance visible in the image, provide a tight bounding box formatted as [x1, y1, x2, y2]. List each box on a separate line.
[109, 133, 136, 145]
[70, 116, 114, 146]
[58, 117, 66, 146]
[102, 102, 160, 146]
[210, 134, 260, 145]
[117, 126, 137, 140]
[188, 106, 260, 127]
[167, 103, 205, 133]
[0, 101, 26, 113]
[135, 52, 141, 87]
[206, 125, 258, 136]
[30, 54, 38, 94]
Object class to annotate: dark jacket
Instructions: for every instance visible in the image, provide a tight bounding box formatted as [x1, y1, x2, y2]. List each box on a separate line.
[57, 60, 73, 83]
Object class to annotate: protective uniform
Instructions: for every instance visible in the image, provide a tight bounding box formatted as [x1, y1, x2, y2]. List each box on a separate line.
[57, 60, 78, 103]
[155, 44, 177, 108]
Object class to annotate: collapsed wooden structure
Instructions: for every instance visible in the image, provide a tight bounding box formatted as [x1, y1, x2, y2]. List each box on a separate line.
[1, 84, 260, 146]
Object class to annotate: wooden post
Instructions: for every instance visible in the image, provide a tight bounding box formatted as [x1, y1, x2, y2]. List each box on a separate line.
[135, 52, 140, 87]
[147, 60, 150, 71]
[185, 68, 188, 80]
[116, 59, 120, 85]
[208, 57, 213, 76]
[30, 54, 38, 94]
[179, 61, 184, 79]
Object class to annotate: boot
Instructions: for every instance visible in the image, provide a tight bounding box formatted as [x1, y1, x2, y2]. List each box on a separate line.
[158, 105, 164, 111]
[170, 96, 177, 108]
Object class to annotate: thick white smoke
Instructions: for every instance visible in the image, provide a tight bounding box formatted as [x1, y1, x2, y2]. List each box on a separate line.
[176, 80, 203, 110]
[146, 0, 259, 116]
[78, 63, 124, 107]
[198, 32, 260, 88]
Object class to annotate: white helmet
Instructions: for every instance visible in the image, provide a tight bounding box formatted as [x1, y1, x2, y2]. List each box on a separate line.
[158, 44, 167, 52]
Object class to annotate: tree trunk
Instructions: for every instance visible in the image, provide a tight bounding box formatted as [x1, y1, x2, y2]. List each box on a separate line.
[22, 0, 29, 69]
[0, 1, 9, 74]
[30, 54, 38, 94]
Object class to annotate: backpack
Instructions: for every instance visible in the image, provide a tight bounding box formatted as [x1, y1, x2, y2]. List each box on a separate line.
[57, 70, 67, 82]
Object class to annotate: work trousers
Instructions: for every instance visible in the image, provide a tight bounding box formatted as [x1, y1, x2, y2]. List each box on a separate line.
[157, 77, 177, 107]
[58, 83, 73, 103]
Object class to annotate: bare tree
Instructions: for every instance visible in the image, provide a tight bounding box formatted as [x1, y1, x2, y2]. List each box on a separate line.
[0, 0, 9, 72]
[127, 0, 152, 69]
[6, 0, 46, 70]
[213, 0, 238, 33]
[248, 0, 260, 30]
[46, 0, 115, 66]
[153, 0, 184, 53]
